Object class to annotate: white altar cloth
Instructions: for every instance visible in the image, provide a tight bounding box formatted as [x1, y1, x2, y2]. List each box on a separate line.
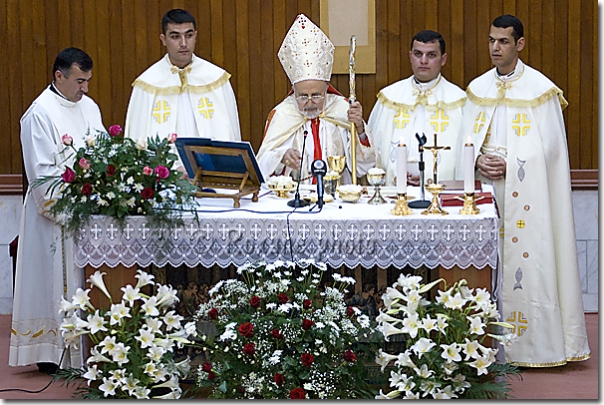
[74, 185, 498, 270]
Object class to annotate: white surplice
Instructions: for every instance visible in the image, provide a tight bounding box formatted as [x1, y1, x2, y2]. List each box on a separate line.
[368, 74, 466, 186]
[463, 59, 590, 367]
[11, 86, 105, 368]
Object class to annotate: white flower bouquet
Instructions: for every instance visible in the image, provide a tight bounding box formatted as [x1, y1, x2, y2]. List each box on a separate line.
[374, 274, 521, 399]
[54, 269, 197, 399]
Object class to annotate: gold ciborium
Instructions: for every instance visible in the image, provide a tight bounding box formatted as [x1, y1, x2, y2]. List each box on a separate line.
[327, 155, 346, 187]
[422, 183, 448, 215]
[367, 168, 387, 205]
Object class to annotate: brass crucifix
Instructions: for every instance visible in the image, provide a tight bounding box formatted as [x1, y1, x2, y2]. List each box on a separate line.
[422, 133, 450, 185]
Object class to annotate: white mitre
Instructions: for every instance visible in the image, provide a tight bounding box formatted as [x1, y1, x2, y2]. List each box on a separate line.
[278, 14, 334, 84]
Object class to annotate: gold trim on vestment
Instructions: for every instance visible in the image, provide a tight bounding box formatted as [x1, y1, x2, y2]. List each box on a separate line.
[376, 91, 466, 113]
[132, 72, 232, 96]
[509, 352, 590, 368]
[466, 86, 568, 111]
[315, 111, 352, 132]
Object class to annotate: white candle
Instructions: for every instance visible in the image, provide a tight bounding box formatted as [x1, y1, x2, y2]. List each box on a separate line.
[397, 143, 407, 194]
[464, 139, 474, 194]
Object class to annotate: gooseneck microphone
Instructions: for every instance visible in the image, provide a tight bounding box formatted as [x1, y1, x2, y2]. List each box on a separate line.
[311, 158, 327, 209]
[408, 132, 431, 209]
[287, 130, 310, 208]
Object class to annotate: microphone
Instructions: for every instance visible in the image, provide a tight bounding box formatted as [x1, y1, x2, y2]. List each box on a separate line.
[287, 130, 310, 208]
[408, 132, 431, 209]
[311, 158, 327, 209]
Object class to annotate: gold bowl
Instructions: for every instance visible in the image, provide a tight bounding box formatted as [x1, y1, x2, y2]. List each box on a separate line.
[337, 185, 363, 203]
[366, 168, 386, 186]
[267, 181, 296, 198]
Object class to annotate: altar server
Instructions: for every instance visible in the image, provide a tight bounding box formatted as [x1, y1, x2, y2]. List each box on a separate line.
[368, 30, 466, 186]
[464, 14, 590, 367]
[125, 8, 241, 169]
[11, 48, 105, 372]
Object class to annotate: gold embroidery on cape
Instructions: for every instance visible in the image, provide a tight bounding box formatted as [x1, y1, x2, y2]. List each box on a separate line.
[473, 112, 486, 134]
[152, 100, 171, 124]
[394, 109, 410, 129]
[512, 113, 531, 136]
[430, 110, 449, 132]
[197, 97, 215, 119]
[466, 86, 568, 111]
[376, 91, 466, 113]
[132, 72, 232, 96]
[506, 311, 528, 336]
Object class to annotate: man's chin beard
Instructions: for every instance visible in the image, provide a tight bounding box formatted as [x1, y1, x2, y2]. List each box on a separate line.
[299, 109, 320, 119]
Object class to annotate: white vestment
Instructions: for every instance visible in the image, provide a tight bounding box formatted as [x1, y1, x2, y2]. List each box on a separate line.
[464, 59, 590, 366]
[256, 91, 376, 184]
[124, 54, 241, 168]
[11, 86, 105, 368]
[368, 75, 466, 186]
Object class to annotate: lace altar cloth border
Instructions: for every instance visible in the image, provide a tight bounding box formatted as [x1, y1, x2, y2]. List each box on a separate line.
[74, 186, 499, 270]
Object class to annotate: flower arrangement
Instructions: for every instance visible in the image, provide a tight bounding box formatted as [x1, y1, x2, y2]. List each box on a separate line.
[32, 125, 198, 236]
[192, 260, 381, 399]
[374, 274, 521, 399]
[54, 269, 197, 399]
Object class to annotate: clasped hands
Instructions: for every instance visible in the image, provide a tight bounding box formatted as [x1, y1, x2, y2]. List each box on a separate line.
[476, 153, 506, 180]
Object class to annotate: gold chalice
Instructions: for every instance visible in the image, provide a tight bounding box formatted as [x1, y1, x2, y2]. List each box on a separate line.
[366, 168, 387, 205]
[327, 155, 346, 187]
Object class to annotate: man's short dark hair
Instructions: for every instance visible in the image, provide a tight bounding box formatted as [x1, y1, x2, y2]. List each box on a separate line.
[162, 9, 196, 34]
[52, 47, 93, 77]
[492, 14, 524, 43]
[411, 30, 446, 55]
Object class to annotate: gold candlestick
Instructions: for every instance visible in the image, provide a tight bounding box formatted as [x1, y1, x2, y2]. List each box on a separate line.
[422, 183, 448, 216]
[459, 192, 481, 215]
[391, 193, 413, 216]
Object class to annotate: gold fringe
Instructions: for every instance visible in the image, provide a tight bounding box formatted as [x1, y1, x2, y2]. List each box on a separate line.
[509, 352, 590, 368]
[132, 72, 232, 96]
[466, 86, 568, 110]
[376, 91, 466, 113]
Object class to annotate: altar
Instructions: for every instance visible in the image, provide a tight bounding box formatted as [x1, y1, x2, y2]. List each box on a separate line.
[75, 184, 500, 313]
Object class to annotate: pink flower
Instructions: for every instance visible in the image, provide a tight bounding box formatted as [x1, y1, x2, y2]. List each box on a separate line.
[154, 165, 170, 179]
[168, 133, 178, 143]
[78, 158, 90, 170]
[61, 134, 73, 146]
[62, 167, 76, 183]
[108, 125, 122, 137]
[143, 166, 153, 175]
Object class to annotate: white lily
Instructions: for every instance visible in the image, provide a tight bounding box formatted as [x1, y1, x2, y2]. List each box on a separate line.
[440, 342, 462, 362]
[71, 288, 93, 311]
[99, 377, 118, 397]
[82, 364, 101, 384]
[87, 271, 112, 302]
[375, 349, 399, 371]
[375, 389, 401, 399]
[401, 312, 420, 338]
[468, 315, 486, 335]
[468, 355, 491, 375]
[135, 328, 156, 349]
[87, 310, 107, 334]
[376, 310, 403, 325]
[59, 294, 81, 313]
[142, 296, 160, 317]
[134, 269, 154, 289]
[410, 337, 436, 358]
[120, 284, 141, 305]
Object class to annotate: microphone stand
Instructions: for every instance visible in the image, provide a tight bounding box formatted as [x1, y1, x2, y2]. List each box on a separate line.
[287, 131, 310, 208]
[408, 133, 431, 209]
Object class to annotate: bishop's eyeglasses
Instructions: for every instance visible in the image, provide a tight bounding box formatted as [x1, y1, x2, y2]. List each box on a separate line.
[295, 94, 325, 104]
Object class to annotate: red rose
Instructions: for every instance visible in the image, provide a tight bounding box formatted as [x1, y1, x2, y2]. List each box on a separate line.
[81, 183, 92, 196]
[273, 373, 284, 387]
[249, 295, 260, 308]
[208, 308, 218, 320]
[208, 371, 215, 380]
[154, 165, 170, 179]
[143, 166, 153, 175]
[201, 362, 212, 372]
[346, 306, 354, 317]
[303, 299, 312, 309]
[61, 167, 75, 183]
[141, 187, 154, 199]
[301, 353, 314, 367]
[270, 328, 283, 340]
[108, 124, 122, 137]
[302, 318, 315, 331]
[344, 349, 357, 363]
[61, 133, 73, 146]
[106, 164, 116, 176]
[243, 343, 255, 355]
[278, 293, 289, 304]
[289, 387, 306, 399]
[238, 322, 254, 338]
